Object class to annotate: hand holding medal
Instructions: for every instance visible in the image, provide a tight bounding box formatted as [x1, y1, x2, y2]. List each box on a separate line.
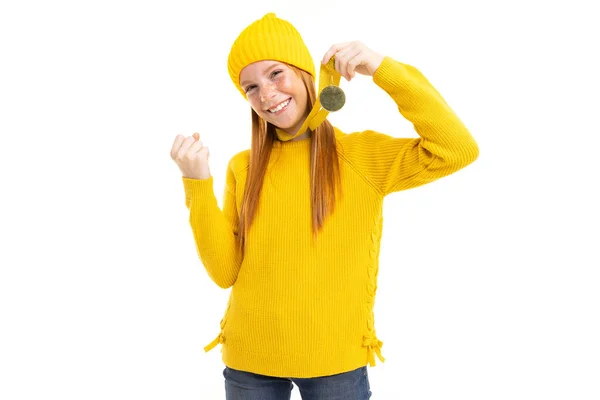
[320, 41, 386, 113]
[310, 41, 385, 127]
[319, 41, 385, 112]
[321, 41, 385, 82]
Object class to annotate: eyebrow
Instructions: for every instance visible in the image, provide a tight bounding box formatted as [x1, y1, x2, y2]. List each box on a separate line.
[240, 63, 282, 87]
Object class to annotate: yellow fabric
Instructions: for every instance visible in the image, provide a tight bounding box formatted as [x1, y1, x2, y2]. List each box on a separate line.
[227, 12, 315, 98]
[182, 56, 479, 378]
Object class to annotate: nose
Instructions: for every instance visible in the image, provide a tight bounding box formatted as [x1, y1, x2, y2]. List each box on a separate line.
[259, 84, 277, 104]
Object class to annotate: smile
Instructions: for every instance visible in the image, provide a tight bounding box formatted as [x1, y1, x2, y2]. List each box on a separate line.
[268, 98, 291, 113]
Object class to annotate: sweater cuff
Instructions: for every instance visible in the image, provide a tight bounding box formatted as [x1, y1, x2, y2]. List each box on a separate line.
[372, 56, 412, 93]
[182, 175, 214, 200]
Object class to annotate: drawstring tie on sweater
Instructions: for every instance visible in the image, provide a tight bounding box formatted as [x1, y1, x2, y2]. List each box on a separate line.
[362, 335, 385, 366]
[204, 332, 224, 352]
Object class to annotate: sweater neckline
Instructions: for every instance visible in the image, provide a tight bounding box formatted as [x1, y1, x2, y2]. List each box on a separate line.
[272, 137, 312, 149]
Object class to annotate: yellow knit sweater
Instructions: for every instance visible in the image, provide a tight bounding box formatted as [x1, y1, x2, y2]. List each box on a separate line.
[181, 56, 479, 378]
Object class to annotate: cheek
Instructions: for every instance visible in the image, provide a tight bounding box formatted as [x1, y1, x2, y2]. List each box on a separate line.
[275, 77, 294, 94]
[247, 97, 262, 113]
[277, 77, 307, 111]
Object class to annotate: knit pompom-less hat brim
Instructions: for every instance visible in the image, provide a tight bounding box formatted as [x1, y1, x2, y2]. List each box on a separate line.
[227, 13, 316, 98]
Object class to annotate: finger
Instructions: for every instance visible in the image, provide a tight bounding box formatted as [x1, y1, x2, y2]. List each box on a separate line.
[189, 137, 205, 154]
[193, 132, 199, 141]
[176, 136, 197, 159]
[341, 48, 363, 80]
[170, 134, 185, 160]
[322, 42, 351, 65]
[335, 45, 359, 80]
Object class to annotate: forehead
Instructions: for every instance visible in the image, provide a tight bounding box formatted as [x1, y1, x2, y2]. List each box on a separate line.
[240, 60, 286, 82]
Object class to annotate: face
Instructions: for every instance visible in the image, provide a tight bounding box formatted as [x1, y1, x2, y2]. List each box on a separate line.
[239, 60, 309, 135]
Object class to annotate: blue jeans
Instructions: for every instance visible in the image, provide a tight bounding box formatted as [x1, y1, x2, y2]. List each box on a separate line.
[223, 365, 372, 400]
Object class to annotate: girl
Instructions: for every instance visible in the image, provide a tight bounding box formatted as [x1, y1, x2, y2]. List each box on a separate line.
[170, 12, 478, 400]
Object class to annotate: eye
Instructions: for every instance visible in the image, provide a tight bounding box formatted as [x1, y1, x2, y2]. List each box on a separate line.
[271, 70, 283, 78]
[244, 84, 256, 93]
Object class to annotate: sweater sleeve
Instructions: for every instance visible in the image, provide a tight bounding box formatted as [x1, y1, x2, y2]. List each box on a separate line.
[182, 157, 242, 289]
[339, 56, 479, 196]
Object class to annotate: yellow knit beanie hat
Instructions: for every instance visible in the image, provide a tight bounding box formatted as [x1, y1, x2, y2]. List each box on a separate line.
[227, 13, 316, 98]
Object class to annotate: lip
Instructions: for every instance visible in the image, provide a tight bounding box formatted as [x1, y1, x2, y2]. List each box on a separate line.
[266, 97, 291, 113]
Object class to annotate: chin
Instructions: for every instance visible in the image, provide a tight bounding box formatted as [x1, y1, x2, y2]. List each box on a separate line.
[276, 120, 303, 132]
[267, 117, 302, 131]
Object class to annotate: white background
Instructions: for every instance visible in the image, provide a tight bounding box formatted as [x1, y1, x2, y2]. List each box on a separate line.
[1, 0, 599, 399]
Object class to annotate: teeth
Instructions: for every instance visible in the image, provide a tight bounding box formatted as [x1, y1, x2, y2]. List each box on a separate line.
[269, 98, 290, 113]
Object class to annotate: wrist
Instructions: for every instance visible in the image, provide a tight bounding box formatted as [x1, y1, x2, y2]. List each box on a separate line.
[369, 54, 386, 76]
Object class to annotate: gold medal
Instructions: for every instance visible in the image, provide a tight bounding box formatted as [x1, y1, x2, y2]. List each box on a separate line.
[320, 85, 345, 112]
[319, 56, 346, 112]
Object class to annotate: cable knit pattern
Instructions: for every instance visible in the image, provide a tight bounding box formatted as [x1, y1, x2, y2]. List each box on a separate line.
[181, 56, 478, 378]
[363, 212, 385, 367]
